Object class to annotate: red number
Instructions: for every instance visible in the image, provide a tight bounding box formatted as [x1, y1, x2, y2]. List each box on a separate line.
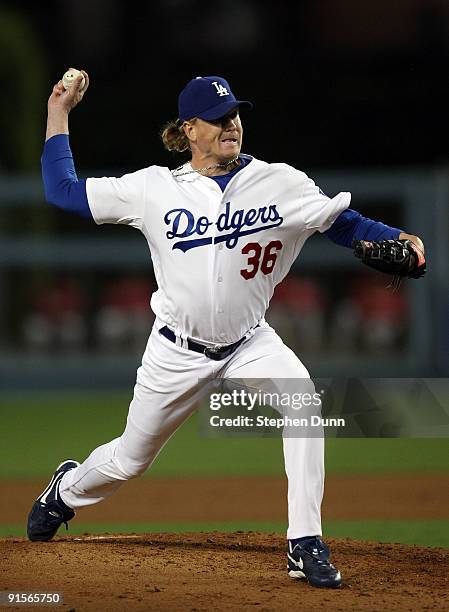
[240, 242, 262, 279]
[261, 240, 282, 274]
[240, 240, 283, 279]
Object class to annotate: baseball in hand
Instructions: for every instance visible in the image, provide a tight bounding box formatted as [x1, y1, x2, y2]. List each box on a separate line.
[62, 68, 85, 91]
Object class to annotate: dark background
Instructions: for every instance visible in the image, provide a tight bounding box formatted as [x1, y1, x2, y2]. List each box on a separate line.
[1, 0, 448, 174]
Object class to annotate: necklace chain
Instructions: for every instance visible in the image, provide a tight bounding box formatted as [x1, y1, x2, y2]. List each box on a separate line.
[172, 156, 239, 177]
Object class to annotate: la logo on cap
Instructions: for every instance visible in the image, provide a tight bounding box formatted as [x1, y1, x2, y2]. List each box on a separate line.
[178, 75, 252, 121]
[212, 81, 229, 97]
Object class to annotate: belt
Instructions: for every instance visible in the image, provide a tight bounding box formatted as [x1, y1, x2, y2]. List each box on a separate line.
[158, 326, 257, 361]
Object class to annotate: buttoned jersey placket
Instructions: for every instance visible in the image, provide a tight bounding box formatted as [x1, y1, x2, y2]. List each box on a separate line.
[215, 172, 245, 342]
[197, 169, 244, 345]
[209, 170, 246, 345]
[194, 176, 225, 344]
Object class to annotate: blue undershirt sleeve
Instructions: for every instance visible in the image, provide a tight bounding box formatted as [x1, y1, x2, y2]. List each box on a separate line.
[323, 208, 403, 248]
[41, 134, 92, 219]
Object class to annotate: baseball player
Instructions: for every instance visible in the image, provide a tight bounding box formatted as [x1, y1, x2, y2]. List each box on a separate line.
[27, 70, 426, 588]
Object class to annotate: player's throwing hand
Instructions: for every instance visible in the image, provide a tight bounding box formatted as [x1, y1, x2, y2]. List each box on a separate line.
[48, 68, 89, 115]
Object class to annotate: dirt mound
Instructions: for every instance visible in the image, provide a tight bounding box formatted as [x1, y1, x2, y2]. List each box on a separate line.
[2, 532, 449, 611]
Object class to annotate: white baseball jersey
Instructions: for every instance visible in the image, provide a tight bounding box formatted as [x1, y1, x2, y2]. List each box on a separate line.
[86, 155, 351, 344]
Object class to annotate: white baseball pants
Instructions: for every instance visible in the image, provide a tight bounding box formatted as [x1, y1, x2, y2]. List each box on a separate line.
[59, 321, 324, 539]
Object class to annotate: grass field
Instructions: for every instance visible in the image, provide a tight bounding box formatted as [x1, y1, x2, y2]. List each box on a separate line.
[1, 520, 448, 547]
[1, 391, 448, 547]
[1, 391, 448, 478]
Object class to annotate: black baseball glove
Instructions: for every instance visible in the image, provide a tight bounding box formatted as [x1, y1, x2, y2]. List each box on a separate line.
[353, 239, 426, 286]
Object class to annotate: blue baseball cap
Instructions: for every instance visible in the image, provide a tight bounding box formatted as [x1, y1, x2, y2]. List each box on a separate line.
[178, 76, 253, 122]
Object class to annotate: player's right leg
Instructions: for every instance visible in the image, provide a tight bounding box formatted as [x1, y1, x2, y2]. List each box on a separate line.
[27, 324, 215, 540]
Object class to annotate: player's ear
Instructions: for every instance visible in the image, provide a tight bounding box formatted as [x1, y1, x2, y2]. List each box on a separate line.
[183, 119, 197, 143]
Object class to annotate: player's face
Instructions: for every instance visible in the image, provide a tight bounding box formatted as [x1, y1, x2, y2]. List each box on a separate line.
[185, 108, 243, 164]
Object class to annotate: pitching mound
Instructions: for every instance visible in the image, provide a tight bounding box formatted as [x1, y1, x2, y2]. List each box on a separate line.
[2, 532, 449, 611]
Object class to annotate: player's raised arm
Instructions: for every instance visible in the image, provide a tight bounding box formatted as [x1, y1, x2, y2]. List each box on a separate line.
[42, 69, 145, 227]
[41, 68, 92, 219]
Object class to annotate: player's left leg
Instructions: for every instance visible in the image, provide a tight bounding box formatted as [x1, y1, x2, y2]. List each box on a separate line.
[222, 323, 323, 537]
[221, 323, 341, 587]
